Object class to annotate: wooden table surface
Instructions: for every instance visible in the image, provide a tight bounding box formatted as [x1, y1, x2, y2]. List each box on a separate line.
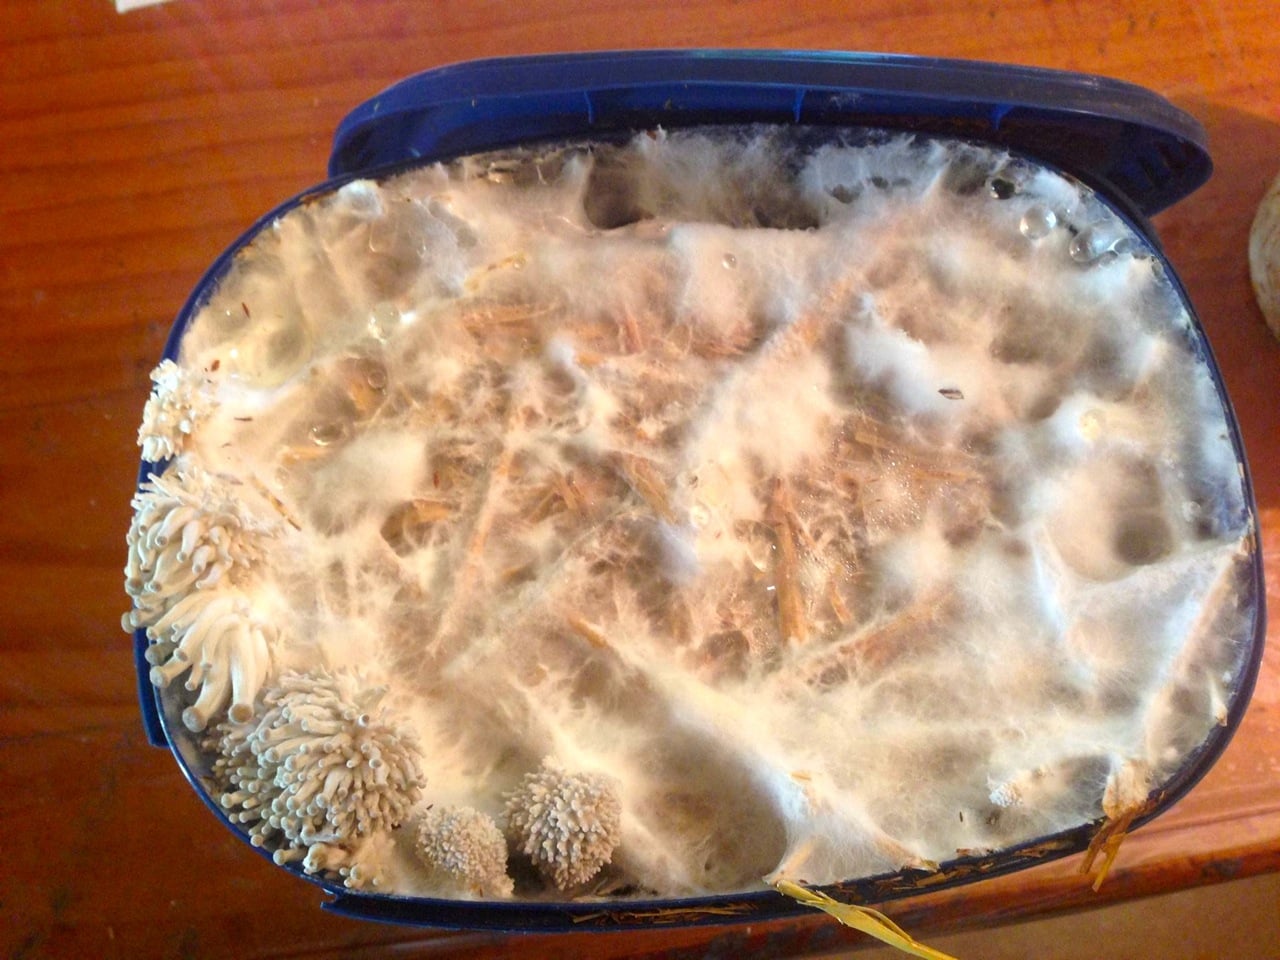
[3, 1, 1278, 957]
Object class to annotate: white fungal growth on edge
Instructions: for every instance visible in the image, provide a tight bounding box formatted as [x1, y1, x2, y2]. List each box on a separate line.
[123, 463, 272, 629]
[144, 587, 275, 731]
[123, 463, 281, 730]
[504, 757, 622, 891]
[286, 832, 396, 891]
[205, 668, 425, 888]
[137, 359, 215, 463]
[416, 806, 514, 897]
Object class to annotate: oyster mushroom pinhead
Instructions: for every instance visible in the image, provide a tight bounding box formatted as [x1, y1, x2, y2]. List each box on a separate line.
[1249, 169, 1280, 339]
[137, 359, 215, 464]
[417, 806, 514, 897]
[504, 756, 622, 891]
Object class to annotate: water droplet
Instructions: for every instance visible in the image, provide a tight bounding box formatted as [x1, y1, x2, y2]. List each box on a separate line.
[989, 177, 1017, 200]
[722, 253, 738, 269]
[1079, 408, 1105, 439]
[230, 311, 312, 387]
[213, 304, 250, 335]
[1019, 205, 1057, 240]
[368, 302, 399, 341]
[310, 421, 349, 447]
[1069, 228, 1103, 263]
[263, 324, 310, 371]
[367, 218, 396, 255]
[361, 360, 388, 391]
[1069, 226, 1125, 265]
[745, 540, 772, 572]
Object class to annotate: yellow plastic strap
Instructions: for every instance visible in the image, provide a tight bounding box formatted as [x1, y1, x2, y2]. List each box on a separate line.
[774, 880, 961, 960]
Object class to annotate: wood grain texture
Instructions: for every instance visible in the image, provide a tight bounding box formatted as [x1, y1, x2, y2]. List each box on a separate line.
[1, 1, 1277, 957]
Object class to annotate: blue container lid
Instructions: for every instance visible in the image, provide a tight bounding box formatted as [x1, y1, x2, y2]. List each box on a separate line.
[330, 49, 1211, 218]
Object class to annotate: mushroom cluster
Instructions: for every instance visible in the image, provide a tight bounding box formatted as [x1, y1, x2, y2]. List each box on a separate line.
[124, 465, 270, 625]
[205, 668, 425, 888]
[124, 463, 280, 730]
[145, 587, 275, 731]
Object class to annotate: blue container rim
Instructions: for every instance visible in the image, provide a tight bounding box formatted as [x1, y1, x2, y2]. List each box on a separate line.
[330, 49, 1210, 217]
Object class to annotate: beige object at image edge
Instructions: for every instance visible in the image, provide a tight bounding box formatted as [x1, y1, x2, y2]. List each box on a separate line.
[1249, 170, 1280, 338]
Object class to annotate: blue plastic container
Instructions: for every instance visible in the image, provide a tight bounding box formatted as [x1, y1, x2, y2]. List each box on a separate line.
[134, 50, 1263, 931]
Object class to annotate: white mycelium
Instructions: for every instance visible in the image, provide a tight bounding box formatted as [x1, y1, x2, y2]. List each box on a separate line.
[135, 126, 1256, 900]
[206, 668, 424, 888]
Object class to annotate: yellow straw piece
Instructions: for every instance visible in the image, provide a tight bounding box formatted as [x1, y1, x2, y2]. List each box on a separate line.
[774, 879, 961, 960]
[1081, 808, 1139, 891]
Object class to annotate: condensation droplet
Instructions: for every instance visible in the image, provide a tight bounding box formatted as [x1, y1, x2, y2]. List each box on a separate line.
[1019, 205, 1057, 240]
[745, 539, 772, 572]
[212, 304, 250, 336]
[1069, 226, 1123, 265]
[1069, 229, 1099, 263]
[368, 302, 399, 342]
[989, 177, 1017, 200]
[366, 218, 396, 255]
[1079, 408, 1105, 439]
[310, 420, 349, 447]
[230, 311, 312, 387]
[722, 252, 738, 269]
[362, 361, 388, 391]
[689, 503, 711, 528]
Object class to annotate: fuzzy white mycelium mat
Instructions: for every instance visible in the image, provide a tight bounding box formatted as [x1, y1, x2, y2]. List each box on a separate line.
[126, 126, 1256, 901]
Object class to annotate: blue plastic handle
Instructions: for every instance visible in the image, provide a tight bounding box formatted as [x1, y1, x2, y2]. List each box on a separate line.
[330, 50, 1210, 216]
